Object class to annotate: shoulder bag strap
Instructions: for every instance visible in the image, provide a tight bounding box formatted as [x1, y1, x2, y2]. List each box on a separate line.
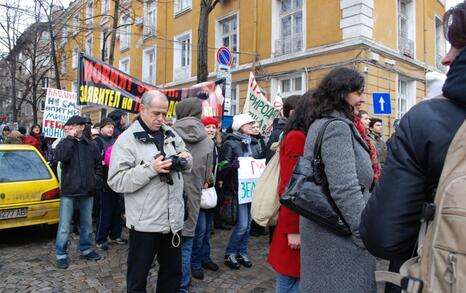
[313, 118, 348, 160]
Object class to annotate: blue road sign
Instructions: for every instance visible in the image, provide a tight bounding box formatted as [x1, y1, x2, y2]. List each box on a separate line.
[372, 93, 391, 115]
[217, 47, 233, 66]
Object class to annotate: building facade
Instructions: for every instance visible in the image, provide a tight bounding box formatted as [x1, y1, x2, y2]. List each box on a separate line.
[1, 22, 53, 129]
[59, 0, 447, 136]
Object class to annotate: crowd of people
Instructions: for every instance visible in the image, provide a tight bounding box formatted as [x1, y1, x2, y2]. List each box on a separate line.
[2, 2, 466, 293]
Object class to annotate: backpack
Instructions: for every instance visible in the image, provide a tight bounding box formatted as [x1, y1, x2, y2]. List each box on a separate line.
[376, 119, 466, 293]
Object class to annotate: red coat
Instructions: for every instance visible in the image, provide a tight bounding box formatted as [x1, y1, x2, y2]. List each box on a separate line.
[268, 130, 305, 278]
[24, 134, 41, 151]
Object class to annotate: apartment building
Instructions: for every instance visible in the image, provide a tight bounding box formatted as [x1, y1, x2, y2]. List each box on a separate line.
[59, 0, 447, 135]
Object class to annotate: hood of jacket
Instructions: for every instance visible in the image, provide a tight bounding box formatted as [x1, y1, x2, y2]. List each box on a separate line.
[443, 47, 466, 106]
[173, 117, 207, 144]
[175, 98, 203, 119]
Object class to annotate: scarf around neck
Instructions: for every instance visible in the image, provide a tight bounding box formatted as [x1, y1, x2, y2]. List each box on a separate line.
[353, 115, 381, 183]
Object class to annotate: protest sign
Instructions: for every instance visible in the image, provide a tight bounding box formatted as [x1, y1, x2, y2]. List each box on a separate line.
[243, 72, 280, 136]
[273, 92, 284, 113]
[237, 157, 266, 205]
[77, 53, 224, 117]
[42, 88, 81, 138]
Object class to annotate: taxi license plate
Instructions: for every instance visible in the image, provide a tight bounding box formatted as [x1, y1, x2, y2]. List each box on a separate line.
[0, 208, 28, 220]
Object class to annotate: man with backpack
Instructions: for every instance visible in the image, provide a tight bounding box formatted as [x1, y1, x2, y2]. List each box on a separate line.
[360, 2, 466, 292]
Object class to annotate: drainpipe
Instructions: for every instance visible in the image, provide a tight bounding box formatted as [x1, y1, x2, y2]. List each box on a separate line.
[304, 67, 309, 91]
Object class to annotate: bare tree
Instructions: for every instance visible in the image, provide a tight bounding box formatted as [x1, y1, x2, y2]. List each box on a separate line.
[36, 0, 67, 89]
[0, 0, 26, 121]
[197, 0, 220, 83]
[13, 1, 54, 124]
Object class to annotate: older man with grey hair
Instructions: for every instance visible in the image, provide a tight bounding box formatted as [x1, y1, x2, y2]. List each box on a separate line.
[108, 90, 192, 293]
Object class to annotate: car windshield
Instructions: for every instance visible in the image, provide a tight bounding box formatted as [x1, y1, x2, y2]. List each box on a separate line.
[0, 150, 51, 182]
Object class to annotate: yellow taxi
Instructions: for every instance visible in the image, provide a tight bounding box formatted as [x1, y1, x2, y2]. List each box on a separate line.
[0, 144, 60, 229]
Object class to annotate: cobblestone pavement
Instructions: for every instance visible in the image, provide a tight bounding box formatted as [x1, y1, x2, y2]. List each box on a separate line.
[0, 225, 387, 293]
[0, 225, 275, 293]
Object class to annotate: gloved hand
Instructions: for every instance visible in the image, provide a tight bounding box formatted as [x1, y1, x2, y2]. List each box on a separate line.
[231, 159, 240, 169]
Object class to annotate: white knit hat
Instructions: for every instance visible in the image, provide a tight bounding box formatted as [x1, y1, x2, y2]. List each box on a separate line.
[425, 72, 446, 100]
[232, 113, 255, 132]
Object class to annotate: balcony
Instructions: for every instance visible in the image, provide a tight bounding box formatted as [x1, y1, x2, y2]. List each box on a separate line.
[398, 34, 414, 58]
[274, 34, 303, 57]
[143, 26, 155, 39]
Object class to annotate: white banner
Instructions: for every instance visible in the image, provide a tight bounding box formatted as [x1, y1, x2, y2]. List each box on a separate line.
[237, 157, 266, 205]
[42, 88, 81, 138]
[243, 72, 280, 136]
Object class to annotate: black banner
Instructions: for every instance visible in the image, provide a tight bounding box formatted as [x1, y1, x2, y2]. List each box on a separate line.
[77, 53, 225, 118]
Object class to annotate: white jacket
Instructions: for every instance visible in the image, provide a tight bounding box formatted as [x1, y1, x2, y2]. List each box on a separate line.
[107, 120, 191, 233]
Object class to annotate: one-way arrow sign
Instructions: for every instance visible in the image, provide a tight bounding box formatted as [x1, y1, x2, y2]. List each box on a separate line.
[373, 93, 391, 115]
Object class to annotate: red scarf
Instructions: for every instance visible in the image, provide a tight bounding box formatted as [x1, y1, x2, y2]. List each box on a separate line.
[353, 115, 381, 183]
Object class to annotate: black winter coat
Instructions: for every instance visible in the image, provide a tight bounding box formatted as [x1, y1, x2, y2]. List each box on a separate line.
[360, 48, 466, 261]
[220, 133, 262, 198]
[55, 136, 103, 197]
[266, 117, 287, 162]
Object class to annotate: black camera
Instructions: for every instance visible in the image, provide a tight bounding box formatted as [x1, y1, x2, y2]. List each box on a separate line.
[159, 155, 188, 185]
[166, 155, 188, 172]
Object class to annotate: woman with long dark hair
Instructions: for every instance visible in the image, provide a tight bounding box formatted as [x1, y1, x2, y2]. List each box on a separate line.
[300, 67, 376, 292]
[267, 93, 310, 292]
[24, 124, 46, 153]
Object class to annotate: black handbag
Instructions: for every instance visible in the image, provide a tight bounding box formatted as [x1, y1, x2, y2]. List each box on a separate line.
[280, 118, 352, 236]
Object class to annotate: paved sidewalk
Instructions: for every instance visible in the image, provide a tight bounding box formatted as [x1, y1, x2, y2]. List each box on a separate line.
[0, 226, 275, 293]
[0, 225, 386, 292]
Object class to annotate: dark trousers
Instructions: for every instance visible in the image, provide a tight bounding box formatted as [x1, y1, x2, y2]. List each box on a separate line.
[95, 186, 123, 244]
[127, 229, 181, 293]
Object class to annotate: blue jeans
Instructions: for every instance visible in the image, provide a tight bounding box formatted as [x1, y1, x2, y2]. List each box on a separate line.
[191, 210, 213, 270]
[276, 273, 300, 293]
[180, 237, 194, 293]
[56, 196, 94, 260]
[225, 202, 251, 256]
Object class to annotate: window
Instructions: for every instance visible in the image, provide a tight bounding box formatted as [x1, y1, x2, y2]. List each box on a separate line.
[42, 55, 51, 66]
[435, 17, 446, 69]
[100, 108, 108, 121]
[25, 59, 32, 73]
[175, 0, 191, 14]
[120, 15, 131, 50]
[173, 32, 191, 81]
[0, 150, 52, 182]
[73, 14, 79, 35]
[86, 0, 93, 26]
[85, 37, 93, 55]
[101, 0, 109, 14]
[41, 31, 50, 41]
[60, 28, 67, 47]
[72, 48, 78, 69]
[144, 1, 156, 37]
[230, 84, 240, 115]
[398, 0, 415, 58]
[217, 14, 238, 65]
[41, 77, 49, 88]
[72, 81, 78, 93]
[397, 78, 415, 119]
[142, 47, 156, 84]
[274, 0, 303, 56]
[101, 28, 110, 60]
[61, 54, 67, 74]
[119, 57, 130, 74]
[278, 74, 303, 97]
